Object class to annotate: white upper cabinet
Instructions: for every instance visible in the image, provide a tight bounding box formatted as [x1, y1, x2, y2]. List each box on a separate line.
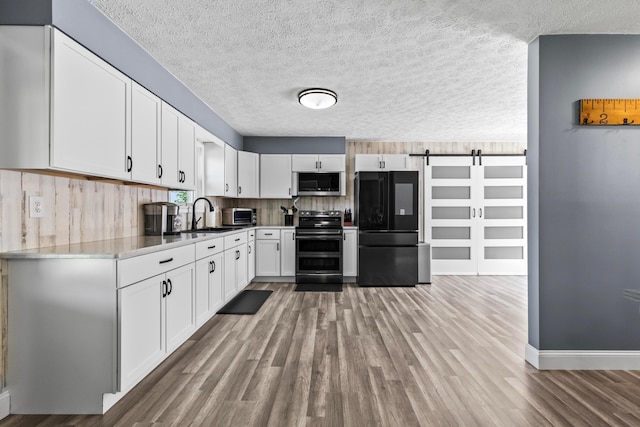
[178, 115, 196, 190]
[50, 29, 131, 180]
[260, 154, 292, 198]
[224, 145, 238, 197]
[292, 154, 345, 172]
[200, 129, 226, 197]
[160, 102, 181, 188]
[0, 26, 199, 190]
[160, 103, 195, 190]
[237, 151, 259, 198]
[130, 82, 161, 185]
[355, 154, 408, 172]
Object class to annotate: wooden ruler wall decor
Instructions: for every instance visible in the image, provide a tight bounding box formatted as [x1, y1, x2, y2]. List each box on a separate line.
[579, 99, 640, 125]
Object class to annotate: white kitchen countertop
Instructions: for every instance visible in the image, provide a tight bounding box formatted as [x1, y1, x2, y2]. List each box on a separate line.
[0, 228, 254, 260]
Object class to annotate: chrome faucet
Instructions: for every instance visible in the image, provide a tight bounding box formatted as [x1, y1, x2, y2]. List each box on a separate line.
[191, 197, 215, 230]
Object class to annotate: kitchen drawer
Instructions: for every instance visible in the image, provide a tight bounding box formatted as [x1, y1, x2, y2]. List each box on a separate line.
[224, 231, 247, 249]
[195, 237, 224, 260]
[248, 229, 256, 241]
[119, 245, 195, 287]
[256, 229, 281, 240]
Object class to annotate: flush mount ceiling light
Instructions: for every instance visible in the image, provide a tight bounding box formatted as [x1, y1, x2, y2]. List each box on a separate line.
[298, 88, 337, 109]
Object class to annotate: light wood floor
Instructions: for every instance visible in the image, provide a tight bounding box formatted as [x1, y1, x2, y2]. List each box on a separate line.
[3, 276, 640, 426]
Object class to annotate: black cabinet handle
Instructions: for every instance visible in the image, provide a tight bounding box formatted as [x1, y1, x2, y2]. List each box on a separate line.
[167, 279, 172, 295]
[158, 164, 163, 179]
[207, 245, 216, 249]
[159, 257, 173, 264]
[162, 280, 167, 298]
[292, 233, 295, 240]
[277, 243, 279, 251]
[265, 233, 273, 236]
[126, 156, 133, 172]
[235, 238, 240, 241]
[319, 161, 322, 169]
[238, 186, 242, 194]
[211, 260, 216, 273]
[382, 161, 386, 169]
[248, 245, 251, 254]
[226, 183, 229, 192]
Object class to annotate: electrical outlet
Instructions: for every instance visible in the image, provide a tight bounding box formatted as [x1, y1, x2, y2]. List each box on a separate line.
[29, 196, 45, 218]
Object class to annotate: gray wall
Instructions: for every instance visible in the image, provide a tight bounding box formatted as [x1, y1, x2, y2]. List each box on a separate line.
[1, 0, 243, 149]
[529, 35, 640, 350]
[243, 136, 346, 154]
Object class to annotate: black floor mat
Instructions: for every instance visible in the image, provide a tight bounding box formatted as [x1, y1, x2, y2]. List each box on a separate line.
[217, 290, 272, 314]
[295, 283, 343, 292]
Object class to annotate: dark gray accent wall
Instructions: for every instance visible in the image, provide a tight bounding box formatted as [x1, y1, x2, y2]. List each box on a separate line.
[529, 35, 640, 351]
[0, 0, 51, 24]
[1, 0, 243, 149]
[243, 136, 346, 154]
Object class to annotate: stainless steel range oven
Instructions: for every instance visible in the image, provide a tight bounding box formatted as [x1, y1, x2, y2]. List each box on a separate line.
[295, 211, 343, 284]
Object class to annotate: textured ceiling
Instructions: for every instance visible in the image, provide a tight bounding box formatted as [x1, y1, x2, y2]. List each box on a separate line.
[88, 0, 640, 143]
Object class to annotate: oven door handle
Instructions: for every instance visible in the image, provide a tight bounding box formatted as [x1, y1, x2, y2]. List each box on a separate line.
[295, 235, 343, 240]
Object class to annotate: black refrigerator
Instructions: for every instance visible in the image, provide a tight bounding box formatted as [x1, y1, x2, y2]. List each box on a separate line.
[355, 171, 419, 287]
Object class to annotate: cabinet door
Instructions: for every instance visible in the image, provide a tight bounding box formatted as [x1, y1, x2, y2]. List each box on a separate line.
[224, 145, 238, 197]
[256, 239, 280, 276]
[161, 102, 181, 188]
[209, 252, 224, 311]
[343, 230, 358, 277]
[179, 115, 196, 190]
[280, 229, 296, 276]
[260, 154, 292, 198]
[51, 30, 130, 180]
[201, 131, 226, 197]
[165, 264, 195, 352]
[291, 155, 319, 172]
[236, 244, 248, 290]
[194, 258, 211, 327]
[382, 154, 408, 171]
[354, 155, 382, 172]
[318, 155, 345, 172]
[130, 82, 161, 185]
[238, 151, 259, 198]
[247, 240, 256, 282]
[224, 249, 238, 301]
[119, 275, 164, 391]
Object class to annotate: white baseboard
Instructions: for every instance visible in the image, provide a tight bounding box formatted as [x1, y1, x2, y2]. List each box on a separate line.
[525, 343, 640, 370]
[0, 391, 10, 420]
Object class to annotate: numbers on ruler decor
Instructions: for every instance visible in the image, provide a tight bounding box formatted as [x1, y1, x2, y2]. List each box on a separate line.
[579, 99, 640, 126]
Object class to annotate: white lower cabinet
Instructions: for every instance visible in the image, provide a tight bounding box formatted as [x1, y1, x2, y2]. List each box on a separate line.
[195, 253, 224, 327]
[256, 229, 281, 276]
[281, 229, 296, 276]
[224, 231, 248, 299]
[343, 229, 358, 277]
[248, 230, 256, 282]
[119, 275, 164, 392]
[119, 262, 195, 392]
[194, 238, 225, 327]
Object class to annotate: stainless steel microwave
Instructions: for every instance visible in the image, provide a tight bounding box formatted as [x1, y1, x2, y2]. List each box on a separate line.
[293, 172, 346, 196]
